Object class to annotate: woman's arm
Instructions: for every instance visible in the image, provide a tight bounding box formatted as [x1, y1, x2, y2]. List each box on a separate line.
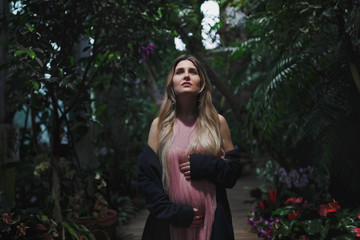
[147, 117, 159, 152]
[189, 147, 242, 188]
[181, 115, 242, 188]
[136, 145, 194, 227]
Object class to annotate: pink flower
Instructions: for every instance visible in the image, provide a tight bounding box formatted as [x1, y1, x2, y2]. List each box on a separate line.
[285, 197, 303, 204]
[354, 228, 360, 237]
[357, 213, 360, 219]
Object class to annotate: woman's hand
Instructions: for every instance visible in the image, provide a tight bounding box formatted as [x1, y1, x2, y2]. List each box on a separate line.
[190, 208, 204, 228]
[179, 156, 191, 180]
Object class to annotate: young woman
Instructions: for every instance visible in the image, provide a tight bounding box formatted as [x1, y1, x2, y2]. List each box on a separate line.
[136, 55, 242, 240]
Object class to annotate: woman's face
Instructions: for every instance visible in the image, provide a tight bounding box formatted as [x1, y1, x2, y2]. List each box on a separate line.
[172, 60, 202, 97]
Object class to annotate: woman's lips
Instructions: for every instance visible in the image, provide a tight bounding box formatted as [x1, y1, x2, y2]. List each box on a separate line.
[182, 82, 192, 86]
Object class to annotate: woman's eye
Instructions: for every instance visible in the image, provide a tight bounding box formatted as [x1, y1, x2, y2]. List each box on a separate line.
[175, 69, 183, 74]
[190, 70, 198, 74]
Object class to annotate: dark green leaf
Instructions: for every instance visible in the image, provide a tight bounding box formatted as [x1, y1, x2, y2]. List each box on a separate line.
[304, 219, 322, 235]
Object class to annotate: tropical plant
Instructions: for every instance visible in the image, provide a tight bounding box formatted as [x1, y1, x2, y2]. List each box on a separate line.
[2, 0, 183, 237]
[249, 198, 360, 240]
[248, 161, 360, 239]
[221, 0, 360, 207]
[0, 192, 60, 240]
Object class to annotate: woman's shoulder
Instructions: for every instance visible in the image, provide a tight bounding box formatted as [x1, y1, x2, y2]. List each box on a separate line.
[217, 114, 230, 133]
[151, 117, 160, 128]
[148, 117, 160, 152]
[218, 114, 227, 125]
[217, 114, 235, 151]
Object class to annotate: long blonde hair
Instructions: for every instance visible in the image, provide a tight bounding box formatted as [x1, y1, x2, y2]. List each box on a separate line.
[157, 55, 223, 190]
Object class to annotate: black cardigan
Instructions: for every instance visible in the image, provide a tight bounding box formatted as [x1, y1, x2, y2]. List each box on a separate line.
[136, 145, 242, 240]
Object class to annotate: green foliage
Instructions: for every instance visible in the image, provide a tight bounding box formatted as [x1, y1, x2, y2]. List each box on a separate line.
[248, 161, 360, 239]
[111, 195, 136, 227]
[224, 0, 360, 207]
[0, 194, 61, 239]
[268, 204, 360, 239]
[2, 0, 183, 234]
[3, 0, 359, 235]
[62, 220, 96, 240]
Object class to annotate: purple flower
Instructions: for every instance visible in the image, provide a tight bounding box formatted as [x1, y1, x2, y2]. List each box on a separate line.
[248, 212, 279, 239]
[138, 43, 155, 63]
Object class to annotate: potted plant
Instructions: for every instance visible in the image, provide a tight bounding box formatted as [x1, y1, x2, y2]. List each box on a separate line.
[0, 195, 59, 240]
[65, 166, 118, 240]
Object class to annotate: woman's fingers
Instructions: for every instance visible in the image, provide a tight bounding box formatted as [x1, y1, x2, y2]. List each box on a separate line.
[190, 208, 204, 228]
[179, 163, 190, 172]
[179, 160, 190, 170]
[179, 159, 191, 179]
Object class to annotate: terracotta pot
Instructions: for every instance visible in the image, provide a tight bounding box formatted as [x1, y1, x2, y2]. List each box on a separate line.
[34, 223, 52, 240]
[76, 209, 118, 240]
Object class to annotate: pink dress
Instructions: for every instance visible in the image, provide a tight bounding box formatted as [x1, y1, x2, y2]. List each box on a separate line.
[167, 118, 217, 240]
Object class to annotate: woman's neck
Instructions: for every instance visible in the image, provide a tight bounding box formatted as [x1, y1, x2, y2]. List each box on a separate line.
[176, 95, 198, 122]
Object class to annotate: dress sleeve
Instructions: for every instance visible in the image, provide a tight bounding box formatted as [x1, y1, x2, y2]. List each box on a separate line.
[189, 146, 242, 188]
[136, 145, 194, 227]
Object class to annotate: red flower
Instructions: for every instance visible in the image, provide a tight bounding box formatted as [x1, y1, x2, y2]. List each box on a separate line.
[259, 200, 265, 210]
[318, 201, 340, 217]
[270, 189, 277, 204]
[2, 213, 10, 224]
[358, 213, 360, 219]
[265, 197, 270, 206]
[319, 204, 328, 217]
[257, 187, 278, 212]
[288, 209, 300, 219]
[16, 222, 29, 236]
[266, 186, 277, 204]
[285, 197, 303, 204]
[328, 201, 340, 210]
[354, 228, 360, 237]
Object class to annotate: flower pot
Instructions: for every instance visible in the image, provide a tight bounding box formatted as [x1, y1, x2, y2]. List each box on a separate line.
[76, 209, 118, 240]
[34, 223, 52, 240]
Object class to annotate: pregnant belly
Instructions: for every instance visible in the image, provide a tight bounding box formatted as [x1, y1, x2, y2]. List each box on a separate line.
[168, 172, 216, 213]
[167, 147, 217, 213]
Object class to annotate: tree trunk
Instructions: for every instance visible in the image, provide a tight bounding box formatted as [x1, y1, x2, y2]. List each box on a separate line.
[51, 156, 63, 224]
[49, 90, 63, 226]
[336, 10, 360, 93]
[145, 61, 163, 107]
[194, 54, 243, 120]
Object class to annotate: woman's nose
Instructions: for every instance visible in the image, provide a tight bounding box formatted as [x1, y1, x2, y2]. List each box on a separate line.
[184, 71, 190, 79]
